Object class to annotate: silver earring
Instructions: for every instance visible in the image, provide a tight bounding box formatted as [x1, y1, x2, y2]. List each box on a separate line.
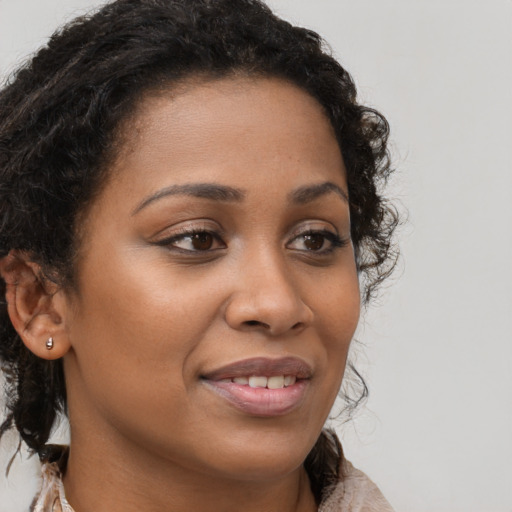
[45, 337, 54, 350]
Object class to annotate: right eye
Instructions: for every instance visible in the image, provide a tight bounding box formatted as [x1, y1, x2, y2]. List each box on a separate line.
[158, 229, 226, 253]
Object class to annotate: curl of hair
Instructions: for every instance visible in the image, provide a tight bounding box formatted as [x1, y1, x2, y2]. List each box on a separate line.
[0, 0, 398, 492]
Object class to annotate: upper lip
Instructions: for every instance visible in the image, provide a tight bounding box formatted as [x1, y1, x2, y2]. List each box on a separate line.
[201, 357, 313, 381]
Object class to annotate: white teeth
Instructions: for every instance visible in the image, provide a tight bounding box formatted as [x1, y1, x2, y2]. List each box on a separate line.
[267, 375, 285, 389]
[227, 375, 297, 388]
[249, 376, 268, 388]
[284, 375, 296, 387]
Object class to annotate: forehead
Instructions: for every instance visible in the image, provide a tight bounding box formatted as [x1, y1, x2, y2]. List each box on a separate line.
[115, 76, 341, 173]
[98, 76, 346, 212]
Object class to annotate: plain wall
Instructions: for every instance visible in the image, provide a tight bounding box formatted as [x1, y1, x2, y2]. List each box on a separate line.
[1, 1, 511, 511]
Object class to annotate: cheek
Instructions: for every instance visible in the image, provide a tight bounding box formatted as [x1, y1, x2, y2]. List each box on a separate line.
[64, 246, 232, 414]
[65, 258, 194, 403]
[63, 267, 212, 455]
[71, 247, 212, 340]
[315, 259, 360, 333]
[314, 267, 360, 381]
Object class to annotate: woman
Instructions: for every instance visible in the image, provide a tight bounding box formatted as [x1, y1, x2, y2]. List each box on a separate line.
[0, 0, 397, 510]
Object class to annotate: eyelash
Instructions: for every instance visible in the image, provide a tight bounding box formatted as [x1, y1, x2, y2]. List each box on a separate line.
[154, 228, 349, 255]
[288, 229, 349, 254]
[154, 228, 226, 254]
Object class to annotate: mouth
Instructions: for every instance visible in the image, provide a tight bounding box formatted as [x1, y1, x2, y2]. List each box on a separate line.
[201, 357, 312, 417]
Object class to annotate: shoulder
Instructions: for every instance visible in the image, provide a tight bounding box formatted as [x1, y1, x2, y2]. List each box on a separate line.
[30, 446, 73, 512]
[319, 459, 395, 512]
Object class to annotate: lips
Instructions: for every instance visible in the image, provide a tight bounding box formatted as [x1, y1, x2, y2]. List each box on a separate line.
[201, 357, 312, 417]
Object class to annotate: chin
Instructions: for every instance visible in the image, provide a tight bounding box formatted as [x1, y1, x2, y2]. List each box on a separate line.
[201, 435, 315, 482]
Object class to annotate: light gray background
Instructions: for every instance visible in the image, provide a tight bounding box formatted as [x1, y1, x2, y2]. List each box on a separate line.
[0, 1, 511, 511]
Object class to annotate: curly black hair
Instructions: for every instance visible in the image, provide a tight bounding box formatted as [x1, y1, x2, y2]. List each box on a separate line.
[0, 0, 397, 498]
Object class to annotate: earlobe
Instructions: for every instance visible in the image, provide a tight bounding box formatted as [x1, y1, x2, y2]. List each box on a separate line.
[0, 250, 71, 360]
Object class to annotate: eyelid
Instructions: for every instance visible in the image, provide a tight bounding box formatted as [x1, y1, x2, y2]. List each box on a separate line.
[149, 218, 222, 238]
[286, 221, 339, 240]
[153, 230, 227, 255]
[285, 222, 350, 254]
[287, 230, 347, 248]
[149, 220, 226, 249]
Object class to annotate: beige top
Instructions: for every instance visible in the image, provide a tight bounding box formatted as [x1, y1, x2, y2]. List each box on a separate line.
[31, 458, 394, 512]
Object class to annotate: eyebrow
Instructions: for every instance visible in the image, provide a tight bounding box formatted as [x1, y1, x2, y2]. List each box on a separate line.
[288, 182, 349, 204]
[132, 183, 245, 215]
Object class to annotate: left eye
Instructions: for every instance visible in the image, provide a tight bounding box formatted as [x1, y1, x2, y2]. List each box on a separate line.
[287, 231, 346, 253]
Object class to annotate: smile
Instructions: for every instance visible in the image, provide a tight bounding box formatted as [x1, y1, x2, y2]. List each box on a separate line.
[201, 357, 311, 417]
[218, 375, 297, 388]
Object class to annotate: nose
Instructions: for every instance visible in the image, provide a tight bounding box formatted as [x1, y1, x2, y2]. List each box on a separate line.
[224, 251, 314, 336]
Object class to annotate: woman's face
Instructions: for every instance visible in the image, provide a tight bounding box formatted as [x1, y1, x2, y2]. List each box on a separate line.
[62, 76, 360, 480]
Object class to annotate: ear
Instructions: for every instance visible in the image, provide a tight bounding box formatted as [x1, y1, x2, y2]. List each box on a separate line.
[0, 250, 71, 360]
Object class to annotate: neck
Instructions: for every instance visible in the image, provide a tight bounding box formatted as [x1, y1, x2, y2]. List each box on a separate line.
[63, 428, 317, 512]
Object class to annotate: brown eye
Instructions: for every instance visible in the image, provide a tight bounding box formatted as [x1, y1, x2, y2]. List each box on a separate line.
[286, 229, 347, 255]
[156, 229, 225, 253]
[303, 233, 325, 251]
[190, 232, 214, 250]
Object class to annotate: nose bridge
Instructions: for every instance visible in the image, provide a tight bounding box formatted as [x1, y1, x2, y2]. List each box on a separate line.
[225, 243, 313, 335]
[248, 245, 297, 301]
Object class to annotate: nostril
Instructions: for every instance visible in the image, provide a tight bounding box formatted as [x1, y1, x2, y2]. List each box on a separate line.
[291, 322, 304, 330]
[244, 320, 270, 329]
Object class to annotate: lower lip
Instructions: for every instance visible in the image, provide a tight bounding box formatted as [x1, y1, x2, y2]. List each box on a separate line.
[203, 380, 309, 417]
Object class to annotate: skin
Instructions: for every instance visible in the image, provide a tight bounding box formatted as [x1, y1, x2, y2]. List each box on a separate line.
[3, 77, 360, 511]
